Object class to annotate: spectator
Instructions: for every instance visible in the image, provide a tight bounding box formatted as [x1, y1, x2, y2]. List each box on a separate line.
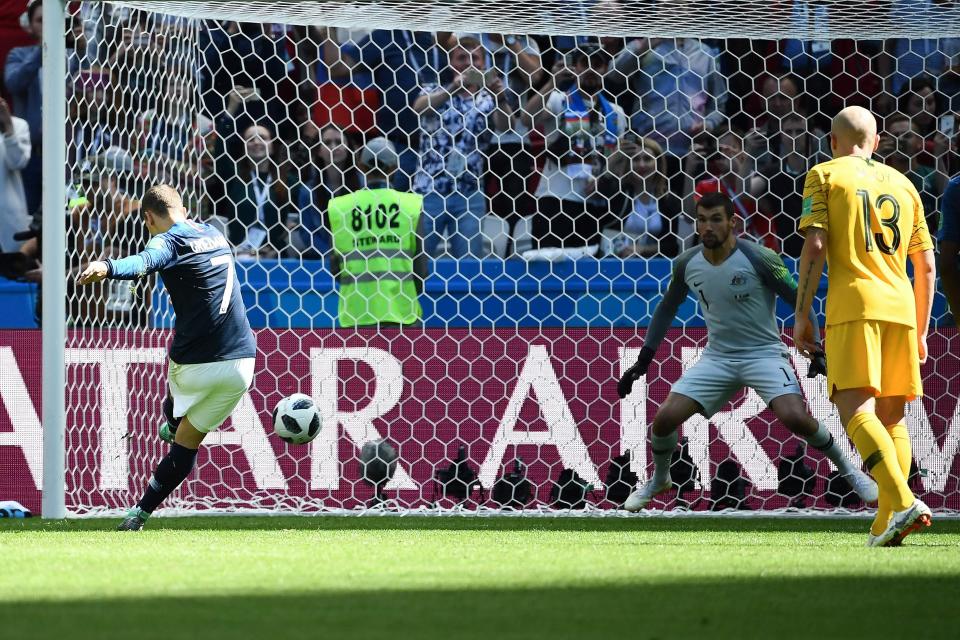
[308, 27, 379, 138]
[0, 98, 32, 252]
[606, 136, 681, 257]
[539, 35, 595, 67]
[597, 37, 631, 108]
[760, 73, 803, 123]
[67, 165, 149, 327]
[139, 73, 211, 167]
[744, 73, 824, 177]
[295, 124, 360, 258]
[68, 153, 149, 323]
[897, 74, 940, 140]
[941, 57, 960, 114]
[937, 107, 960, 179]
[66, 12, 88, 74]
[612, 37, 727, 157]
[689, 129, 773, 249]
[76, 2, 104, 67]
[895, 74, 954, 182]
[69, 71, 119, 171]
[879, 112, 942, 231]
[200, 21, 291, 133]
[4, 0, 42, 216]
[880, 1, 960, 98]
[482, 33, 543, 255]
[939, 174, 960, 323]
[105, 16, 169, 121]
[323, 28, 443, 190]
[95, 165, 146, 266]
[753, 112, 826, 256]
[213, 114, 293, 259]
[524, 44, 627, 255]
[412, 33, 511, 258]
[774, 3, 885, 120]
[208, 84, 258, 227]
[482, 33, 544, 90]
[780, 1, 833, 76]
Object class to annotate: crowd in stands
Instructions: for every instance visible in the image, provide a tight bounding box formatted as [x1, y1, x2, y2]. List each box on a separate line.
[0, 1, 959, 271]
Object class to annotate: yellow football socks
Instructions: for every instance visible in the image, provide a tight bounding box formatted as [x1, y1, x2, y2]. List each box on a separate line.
[846, 412, 914, 514]
[871, 423, 913, 535]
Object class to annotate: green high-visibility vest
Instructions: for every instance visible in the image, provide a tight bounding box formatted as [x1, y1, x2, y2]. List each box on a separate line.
[329, 188, 423, 327]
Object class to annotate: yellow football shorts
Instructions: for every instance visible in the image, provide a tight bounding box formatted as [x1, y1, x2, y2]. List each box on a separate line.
[825, 320, 922, 400]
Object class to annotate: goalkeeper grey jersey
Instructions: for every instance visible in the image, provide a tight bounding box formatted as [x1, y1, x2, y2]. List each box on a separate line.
[643, 239, 819, 359]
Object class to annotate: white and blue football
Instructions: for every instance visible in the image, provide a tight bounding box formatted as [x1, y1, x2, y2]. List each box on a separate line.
[272, 393, 321, 445]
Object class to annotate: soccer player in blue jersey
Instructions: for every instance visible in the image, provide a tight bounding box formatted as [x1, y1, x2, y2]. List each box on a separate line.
[617, 192, 877, 511]
[939, 174, 960, 322]
[78, 185, 257, 530]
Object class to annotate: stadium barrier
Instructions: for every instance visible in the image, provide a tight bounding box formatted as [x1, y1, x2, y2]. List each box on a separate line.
[3, 329, 958, 515]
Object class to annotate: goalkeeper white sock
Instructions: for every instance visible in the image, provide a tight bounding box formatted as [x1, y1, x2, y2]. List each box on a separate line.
[805, 421, 856, 477]
[650, 431, 678, 485]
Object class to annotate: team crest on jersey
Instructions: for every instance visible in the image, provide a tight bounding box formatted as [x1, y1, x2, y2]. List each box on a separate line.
[731, 273, 747, 287]
[801, 196, 813, 217]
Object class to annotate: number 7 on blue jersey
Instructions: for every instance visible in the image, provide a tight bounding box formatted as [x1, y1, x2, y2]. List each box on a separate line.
[210, 254, 235, 315]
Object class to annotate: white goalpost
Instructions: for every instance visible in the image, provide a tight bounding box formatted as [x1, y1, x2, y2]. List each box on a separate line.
[41, 0, 68, 519]
[32, 0, 960, 518]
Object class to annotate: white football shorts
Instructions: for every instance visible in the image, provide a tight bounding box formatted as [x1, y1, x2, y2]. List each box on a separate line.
[168, 357, 256, 433]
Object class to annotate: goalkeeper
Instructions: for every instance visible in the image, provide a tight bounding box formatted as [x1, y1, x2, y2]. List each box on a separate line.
[617, 192, 877, 511]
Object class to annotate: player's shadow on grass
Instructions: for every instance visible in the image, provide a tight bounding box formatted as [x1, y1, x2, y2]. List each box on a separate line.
[4, 575, 959, 640]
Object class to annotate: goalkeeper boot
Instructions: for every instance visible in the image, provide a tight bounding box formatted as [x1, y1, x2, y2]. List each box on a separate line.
[845, 469, 879, 505]
[159, 422, 178, 445]
[624, 476, 673, 512]
[874, 499, 932, 547]
[116, 507, 148, 531]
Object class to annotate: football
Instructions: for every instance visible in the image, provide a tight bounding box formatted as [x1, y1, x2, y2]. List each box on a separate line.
[271, 393, 321, 444]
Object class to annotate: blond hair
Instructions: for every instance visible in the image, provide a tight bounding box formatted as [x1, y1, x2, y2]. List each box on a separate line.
[622, 136, 667, 197]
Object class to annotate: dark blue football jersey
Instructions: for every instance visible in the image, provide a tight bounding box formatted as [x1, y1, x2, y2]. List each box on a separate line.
[106, 220, 256, 364]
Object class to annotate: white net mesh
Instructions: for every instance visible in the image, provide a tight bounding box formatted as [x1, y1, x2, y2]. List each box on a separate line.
[113, 1, 960, 40]
[29, 0, 960, 515]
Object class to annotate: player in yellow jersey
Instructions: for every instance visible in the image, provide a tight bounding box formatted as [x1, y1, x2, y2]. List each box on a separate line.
[793, 106, 937, 547]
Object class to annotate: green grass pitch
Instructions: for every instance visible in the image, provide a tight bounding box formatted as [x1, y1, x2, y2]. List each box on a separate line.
[2, 516, 959, 639]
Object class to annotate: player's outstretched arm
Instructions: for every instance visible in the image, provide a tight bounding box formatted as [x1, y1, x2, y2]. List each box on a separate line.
[794, 228, 827, 357]
[617, 256, 691, 398]
[910, 248, 936, 364]
[76, 237, 175, 286]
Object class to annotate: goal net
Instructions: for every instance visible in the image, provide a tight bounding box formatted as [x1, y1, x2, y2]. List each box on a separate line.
[5, 0, 959, 516]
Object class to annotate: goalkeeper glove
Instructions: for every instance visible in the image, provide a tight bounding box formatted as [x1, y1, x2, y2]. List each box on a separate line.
[807, 349, 827, 378]
[617, 346, 656, 399]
